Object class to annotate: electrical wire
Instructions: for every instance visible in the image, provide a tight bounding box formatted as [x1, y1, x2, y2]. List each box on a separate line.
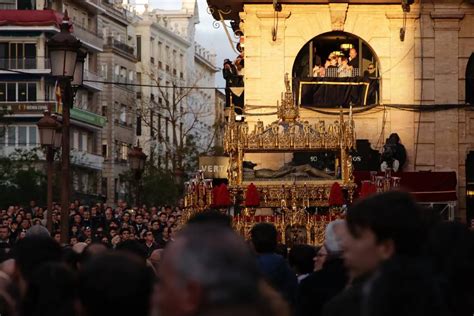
[1, 68, 471, 113]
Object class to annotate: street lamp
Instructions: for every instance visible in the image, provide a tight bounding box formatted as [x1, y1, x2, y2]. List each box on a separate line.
[128, 143, 147, 207]
[47, 11, 86, 244]
[72, 48, 87, 88]
[37, 111, 57, 146]
[37, 111, 61, 233]
[54, 120, 62, 148]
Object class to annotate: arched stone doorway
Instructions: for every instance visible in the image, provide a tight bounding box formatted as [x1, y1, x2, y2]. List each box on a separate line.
[292, 31, 381, 107]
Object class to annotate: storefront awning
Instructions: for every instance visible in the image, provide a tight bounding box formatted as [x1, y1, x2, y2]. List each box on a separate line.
[0, 10, 62, 28]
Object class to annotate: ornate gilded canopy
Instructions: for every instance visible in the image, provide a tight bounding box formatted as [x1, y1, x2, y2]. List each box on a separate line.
[224, 74, 356, 189]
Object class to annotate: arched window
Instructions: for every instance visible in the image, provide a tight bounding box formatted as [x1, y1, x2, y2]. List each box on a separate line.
[293, 31, 380, 107]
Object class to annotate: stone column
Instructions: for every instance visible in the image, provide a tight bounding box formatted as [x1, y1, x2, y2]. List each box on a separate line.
[431, 11, 463, 172]
[431, 9, 464, 218]
[386, 12, 419, 170]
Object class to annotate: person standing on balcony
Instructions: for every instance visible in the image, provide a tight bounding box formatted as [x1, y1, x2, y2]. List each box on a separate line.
[348, 48, 359, 69]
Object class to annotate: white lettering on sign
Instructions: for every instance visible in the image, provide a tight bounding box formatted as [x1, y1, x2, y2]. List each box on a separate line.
[201, 165, 226, 172]
[310, 156, 318, 162]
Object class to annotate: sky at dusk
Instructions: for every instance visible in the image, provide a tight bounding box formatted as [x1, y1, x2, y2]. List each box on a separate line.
[151, 0, 238, 88]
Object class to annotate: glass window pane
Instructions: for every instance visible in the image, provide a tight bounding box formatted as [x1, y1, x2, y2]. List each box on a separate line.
[27, 83, 36, 101]
[0, 43, 8, 68]
[7, 127, 15, 146]
[24, 43, 35, 58]
[7, 83, 16, 101]
[78, 132, 83, 151]
[82, 134, 87, 152]
[10, 43, 16, 61]
[0, 83, 6, 102]
[18, 126, 26, 145]
[28, 126, 37, 145]
[18, 0, 35, 10]
[16, 43, 23, 69]
[18, 83, 27, 101]
[25, 44, 36, 68]
[0, 128, 5, 146]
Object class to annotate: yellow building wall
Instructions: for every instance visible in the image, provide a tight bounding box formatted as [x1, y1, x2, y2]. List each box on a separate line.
[239, 2, 474, 219]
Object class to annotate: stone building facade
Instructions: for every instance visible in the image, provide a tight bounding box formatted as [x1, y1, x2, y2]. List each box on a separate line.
[193, 43, 219, 151]
[98, 0, 138, 204]
[208, 0, 474, 220]
[133, 0, 219, 173]
[0, 0, 107, 202]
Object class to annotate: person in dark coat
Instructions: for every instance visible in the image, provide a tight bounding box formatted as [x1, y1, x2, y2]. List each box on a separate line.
[296, 220, 349, 316]
[251, 223, 298, 306]
[348, 48, 359, 69]
[223, 59, 238, 108]
[323, 192, 429, 316]
[365, 256, 451, 316]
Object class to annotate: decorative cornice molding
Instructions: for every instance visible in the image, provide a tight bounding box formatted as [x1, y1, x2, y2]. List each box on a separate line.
[430, 12, 465, 20]
[256, 10, 292, 19]
[430, 11, 464, 31]
[385, 11, 420, 20]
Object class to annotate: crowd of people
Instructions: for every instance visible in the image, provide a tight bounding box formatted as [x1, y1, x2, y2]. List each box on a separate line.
[0, 200, 183, 252]
[310, 48, 360, 78]
[0, 191, 473, 316]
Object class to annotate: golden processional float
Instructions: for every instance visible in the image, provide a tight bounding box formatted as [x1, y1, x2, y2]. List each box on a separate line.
[183, 74, 357, 246]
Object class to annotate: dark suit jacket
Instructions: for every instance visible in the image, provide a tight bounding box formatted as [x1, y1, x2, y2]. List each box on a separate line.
[296, 257, 348, 316]
[348, 58, 359, 68]
[322, 274, 371, 316]
[256, 253, 298, 306]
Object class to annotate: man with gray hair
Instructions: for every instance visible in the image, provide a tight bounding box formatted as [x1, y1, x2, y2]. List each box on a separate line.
[296, 220, 349, 316]
[324, 219, 345, 255]
[156, 224, 289, 316]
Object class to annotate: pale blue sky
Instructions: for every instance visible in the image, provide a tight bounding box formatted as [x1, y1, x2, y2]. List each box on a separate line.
[151, 0, 238, 88]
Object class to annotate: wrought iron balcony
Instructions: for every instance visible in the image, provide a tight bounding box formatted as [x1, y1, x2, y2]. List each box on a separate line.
[0, 58, 50, 72]
[72, 23, 103, 52]
[83, 70, 104, 91]
[104, 36, 135, 57]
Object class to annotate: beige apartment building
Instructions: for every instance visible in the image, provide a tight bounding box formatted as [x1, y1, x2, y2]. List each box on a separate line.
[0, 0, 106, 202]
[98, 0, 138, 204]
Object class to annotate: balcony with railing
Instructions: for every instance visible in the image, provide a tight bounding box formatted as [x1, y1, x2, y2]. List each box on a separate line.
[0, 58, 50, 73]
[83, 70, 104, 91]
[71, 149, 104, 170]
[72, 23, 103, 52]
[69, 0, 105, 13]
[112, 74, 136, 92]
[0, 0, 15, 10]
[104, 36, 135, 60]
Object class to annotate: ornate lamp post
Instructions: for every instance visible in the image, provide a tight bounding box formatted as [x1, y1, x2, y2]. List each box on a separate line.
[37, 111, 60, 232]
[47, 11, 86, 243]
[128, 143, 147, 207]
